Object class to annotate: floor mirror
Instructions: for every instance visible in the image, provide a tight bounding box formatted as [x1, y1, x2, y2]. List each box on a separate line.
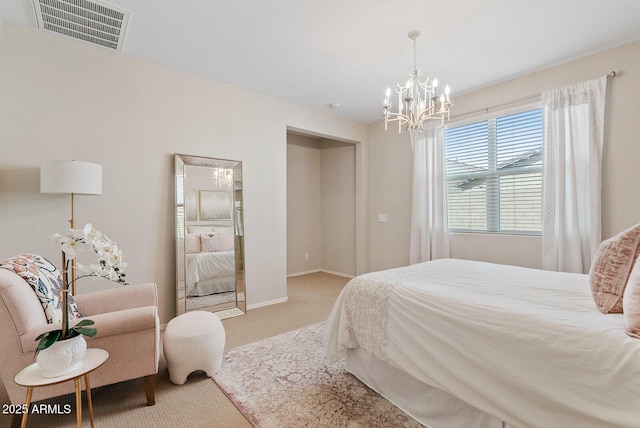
[174, 153, 246, 319]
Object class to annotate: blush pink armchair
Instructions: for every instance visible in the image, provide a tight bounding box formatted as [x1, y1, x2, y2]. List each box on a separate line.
[0, 268, 160, 406]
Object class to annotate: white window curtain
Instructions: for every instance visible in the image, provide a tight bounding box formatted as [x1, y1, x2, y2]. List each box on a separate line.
[409, 126, 450, 264]
[541, 76, 607, 273]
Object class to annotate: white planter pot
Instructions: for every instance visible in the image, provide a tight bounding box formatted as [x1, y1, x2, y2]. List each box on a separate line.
[36, 335, 87, 378]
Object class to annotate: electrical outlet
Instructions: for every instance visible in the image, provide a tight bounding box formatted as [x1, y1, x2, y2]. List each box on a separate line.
[304, 253, 310, 260]
[378, 213, 388, 223]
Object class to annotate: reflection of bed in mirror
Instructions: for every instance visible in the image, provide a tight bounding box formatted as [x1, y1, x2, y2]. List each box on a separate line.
[186, 251, 235, 296]
[185, 225, 235, 298]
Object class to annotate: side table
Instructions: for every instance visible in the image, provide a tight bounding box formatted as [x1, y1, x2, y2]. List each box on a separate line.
[14, 348, 109, 428]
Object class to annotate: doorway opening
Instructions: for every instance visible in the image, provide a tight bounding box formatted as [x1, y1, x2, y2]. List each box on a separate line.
[286, 130, 358, 279]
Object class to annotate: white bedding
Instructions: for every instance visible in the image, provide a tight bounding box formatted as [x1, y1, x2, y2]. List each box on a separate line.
[324, 259, 640, 428]
[185, 251, 235, 296]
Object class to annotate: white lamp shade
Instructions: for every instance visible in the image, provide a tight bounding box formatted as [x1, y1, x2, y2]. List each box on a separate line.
[40, 160, 102, 195]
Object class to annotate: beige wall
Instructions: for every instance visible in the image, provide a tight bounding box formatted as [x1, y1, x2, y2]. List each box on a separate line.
[0, 22, 367, 323]
[367, 40, 640, 271]
[320, 139, 355, 276]
[287, 134, 323, 274]
[286, 134, 356, 277]
[367, 127, 412, 271]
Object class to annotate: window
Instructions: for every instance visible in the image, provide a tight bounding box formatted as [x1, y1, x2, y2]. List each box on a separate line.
[445, 108, 543, 234]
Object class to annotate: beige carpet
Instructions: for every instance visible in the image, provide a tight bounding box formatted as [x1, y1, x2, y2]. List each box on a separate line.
[214, 322, 423, 427]
[0, 272, 349, 428]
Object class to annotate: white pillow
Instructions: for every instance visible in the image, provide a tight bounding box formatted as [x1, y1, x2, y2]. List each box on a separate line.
[213, 225, 234, 234]
[187, 225, 214, 234]
[201, 232, 235, 252]
[185, 233, 202, 254]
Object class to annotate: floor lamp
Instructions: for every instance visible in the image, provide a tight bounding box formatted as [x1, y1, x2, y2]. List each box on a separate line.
[40, 160, 102, 295]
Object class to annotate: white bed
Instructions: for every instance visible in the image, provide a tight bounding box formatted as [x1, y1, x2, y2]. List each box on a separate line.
[324, 259, 640, 428]
[185, 250, 235, 297]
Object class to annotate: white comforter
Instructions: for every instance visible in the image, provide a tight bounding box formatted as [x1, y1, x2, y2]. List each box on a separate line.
[185, 251, 235, 296]
[324, 259, 640, 428]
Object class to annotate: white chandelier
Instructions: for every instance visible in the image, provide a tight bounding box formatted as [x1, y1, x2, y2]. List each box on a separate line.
[383, 30, 452, 133]
[213, 167, 233, 189]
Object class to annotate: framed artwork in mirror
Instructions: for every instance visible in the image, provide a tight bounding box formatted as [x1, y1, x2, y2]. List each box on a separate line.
[200, 191, 232, 221]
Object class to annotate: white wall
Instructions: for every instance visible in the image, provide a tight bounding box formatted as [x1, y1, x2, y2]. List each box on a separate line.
[367, 40, 640, 272]
[0, 22, 367, 323]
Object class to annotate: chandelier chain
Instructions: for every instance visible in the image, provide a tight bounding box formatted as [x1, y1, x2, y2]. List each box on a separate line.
[413, 36, 417, 73]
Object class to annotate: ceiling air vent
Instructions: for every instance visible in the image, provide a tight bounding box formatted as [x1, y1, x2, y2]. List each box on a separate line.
[32, 0, 130, 50]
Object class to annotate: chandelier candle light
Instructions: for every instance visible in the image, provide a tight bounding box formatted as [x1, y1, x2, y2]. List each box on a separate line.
[213, 167, 233, 190]
[383, 30, 452, 133]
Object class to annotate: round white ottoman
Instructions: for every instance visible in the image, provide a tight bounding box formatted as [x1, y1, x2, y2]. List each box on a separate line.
[163, 311, 226, 385]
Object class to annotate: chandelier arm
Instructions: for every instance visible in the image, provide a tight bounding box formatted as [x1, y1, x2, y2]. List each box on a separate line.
[386, 113, 412, 124]
[417, 109, 446, 124]
[417, 108, 437, 123]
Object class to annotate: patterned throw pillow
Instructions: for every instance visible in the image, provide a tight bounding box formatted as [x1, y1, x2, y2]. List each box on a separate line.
[589, 224, 640, 313]
[0, 254, 81, 323]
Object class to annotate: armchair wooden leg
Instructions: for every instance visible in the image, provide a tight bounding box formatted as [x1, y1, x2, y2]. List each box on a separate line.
[143, 374, 156, 406]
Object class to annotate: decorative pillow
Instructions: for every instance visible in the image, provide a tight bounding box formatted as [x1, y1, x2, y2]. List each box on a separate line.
[0, 254, 81, 324]
[623, 260, 640, 338]
[213, 225, 234, 234]
[589, 223, 640, 313]
[216, 231, 235, 251]
[201, 232, 234, 252]
[185, 233, 202, 254]
[187, 225, 214, 234]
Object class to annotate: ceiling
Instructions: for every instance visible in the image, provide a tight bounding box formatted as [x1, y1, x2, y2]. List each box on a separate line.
[2, 0, 640, 124]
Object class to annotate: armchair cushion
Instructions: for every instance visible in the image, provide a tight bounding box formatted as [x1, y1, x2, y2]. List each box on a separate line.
[0, 254, 80, 323]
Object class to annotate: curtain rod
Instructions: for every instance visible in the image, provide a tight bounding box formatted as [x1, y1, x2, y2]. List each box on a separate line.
[450, 71, 617, 121]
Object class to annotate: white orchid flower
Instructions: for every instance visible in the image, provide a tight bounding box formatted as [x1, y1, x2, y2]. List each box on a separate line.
[76, 262, 94, 276]
[83, 223, 103, 243]
[53, 223, 129, 289]
[90, 263, 109, 277]
[70, 227, 85, 239]
[93, 238, 114, 256]
[55, 235, 79, 259]
[103, 246, 122, 265]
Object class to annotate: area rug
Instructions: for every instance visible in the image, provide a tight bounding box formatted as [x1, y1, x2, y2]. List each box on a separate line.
[212, 322, 423, 427]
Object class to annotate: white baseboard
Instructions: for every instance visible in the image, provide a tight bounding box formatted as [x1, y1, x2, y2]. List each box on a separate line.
[287, 269, 354, 279]
[320, 269, 355, 279]
[247, 296, 288, 310]
[287, 269, 322, 277]
[168, 269, 354, 318]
